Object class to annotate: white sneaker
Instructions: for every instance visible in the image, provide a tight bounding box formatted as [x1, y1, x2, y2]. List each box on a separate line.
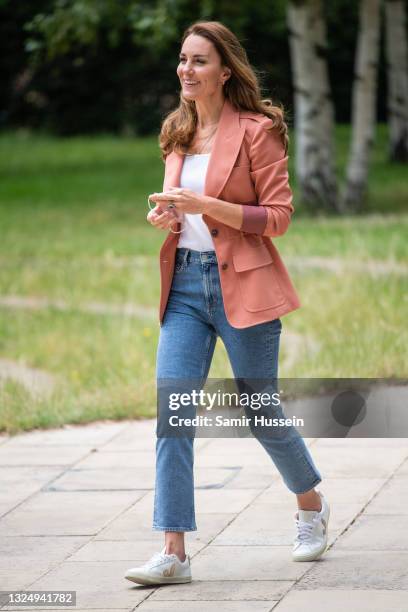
[125, 547, 192, 585]
[292, 489, 330, 562]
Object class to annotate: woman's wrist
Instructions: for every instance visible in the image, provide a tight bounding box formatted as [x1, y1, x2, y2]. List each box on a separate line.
[201, 195, 213, 214]
[201, 195, 244, 230]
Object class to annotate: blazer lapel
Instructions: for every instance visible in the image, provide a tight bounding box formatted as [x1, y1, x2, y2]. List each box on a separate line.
[204, 98, 246, 198]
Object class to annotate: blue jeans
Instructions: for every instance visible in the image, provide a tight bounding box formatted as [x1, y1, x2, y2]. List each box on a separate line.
[153, 247, 322, 532]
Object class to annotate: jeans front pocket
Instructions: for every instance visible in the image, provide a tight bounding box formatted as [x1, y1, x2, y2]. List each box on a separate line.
[173, 248, 190, 275]
[174, 260, 186, 274]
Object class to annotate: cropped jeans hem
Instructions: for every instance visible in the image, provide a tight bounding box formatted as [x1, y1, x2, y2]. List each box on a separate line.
[153, 524, 198, 532]
[290, 477, 323, 495]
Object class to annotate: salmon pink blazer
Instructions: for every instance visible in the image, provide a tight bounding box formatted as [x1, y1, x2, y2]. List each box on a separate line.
[158, 97, 301, 329]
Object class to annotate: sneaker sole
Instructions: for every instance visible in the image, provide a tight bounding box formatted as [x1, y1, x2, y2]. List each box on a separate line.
[125, 574, 192, 586]
[292, 541, 329, 562]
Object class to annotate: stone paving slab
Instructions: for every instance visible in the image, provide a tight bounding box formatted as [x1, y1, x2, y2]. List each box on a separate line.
[0, 467, 62, 517]
[194, 488, 261, 514]
[0, 565, 52, 591]
[195, 447, 277, 467]
[202, 436, 314, 450]
[0, 535, 88, 564]
[0, 466, 61, 487]
[254, 476, 386, 506]
[304, 445, 408, 478]
[335, 513, 408, 550]
[0, 536, 88, 591]
[136, 602, 277, 611]
[222, 466, 280, 489]
[74, 450, 157, 469]
[293, 549, 408, 590]
[0, 445, 94, 467]
[18, 561, 149, 609]
[315, 437, 408, 448]
[1, 422, 126, 447]
[396, 461, 408, 475]
[95, 507, 237, 547]
[211, 501, 360, 546]
[184, 513, 239, 546]
[0, 491, 140, 536]
[97, 421, 156, 448]
[363, 475, 408, 514]
[46, 468, 157, 491]
[147, 579, 293, 601]
[266, 590, 408, 612]
[98, 422, 208, 453]
[190, 545, 309, 581]
[67, 539, 204, 563]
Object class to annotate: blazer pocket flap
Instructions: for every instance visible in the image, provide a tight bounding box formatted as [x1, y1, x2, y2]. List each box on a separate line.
[232, 244, 273, 272]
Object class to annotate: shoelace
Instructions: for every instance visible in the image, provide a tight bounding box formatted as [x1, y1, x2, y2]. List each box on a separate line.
[143, 551, 171, 568]
[294, 516, 318, 543]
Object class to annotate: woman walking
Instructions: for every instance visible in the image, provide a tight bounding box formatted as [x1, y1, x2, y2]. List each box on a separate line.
[125, 20, 330, 586]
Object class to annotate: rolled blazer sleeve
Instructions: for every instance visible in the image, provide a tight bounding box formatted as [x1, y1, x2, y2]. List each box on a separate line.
[240, 117, 294, 237]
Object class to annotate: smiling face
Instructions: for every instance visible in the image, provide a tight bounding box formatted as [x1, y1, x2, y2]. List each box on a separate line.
[177, 34, 231, 102]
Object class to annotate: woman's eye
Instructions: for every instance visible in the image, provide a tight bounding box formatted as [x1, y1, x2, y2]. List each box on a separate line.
[179, 58, 205, 64]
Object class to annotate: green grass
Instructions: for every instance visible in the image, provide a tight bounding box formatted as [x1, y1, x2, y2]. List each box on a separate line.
[0, 125, 407, 432]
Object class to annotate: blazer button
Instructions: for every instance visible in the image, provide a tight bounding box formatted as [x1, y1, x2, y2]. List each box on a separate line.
[221, 262, 228, 270]
[211, 228, 219, 237]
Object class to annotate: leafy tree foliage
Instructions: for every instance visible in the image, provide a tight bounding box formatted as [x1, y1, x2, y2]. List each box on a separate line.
[0, 0, 395, 135]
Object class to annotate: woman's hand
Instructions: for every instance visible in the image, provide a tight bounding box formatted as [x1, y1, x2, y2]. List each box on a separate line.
[148, 187, 208, 214]
[147, 205, 180, 231]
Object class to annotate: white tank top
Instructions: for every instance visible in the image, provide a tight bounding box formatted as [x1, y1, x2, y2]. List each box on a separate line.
[177, 153, 215, 251]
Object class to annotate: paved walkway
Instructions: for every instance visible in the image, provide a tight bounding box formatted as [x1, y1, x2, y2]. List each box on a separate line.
[0, 420, 407, 611]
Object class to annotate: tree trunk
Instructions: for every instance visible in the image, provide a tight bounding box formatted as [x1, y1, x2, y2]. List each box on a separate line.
[287, 0, 338, 212]
[342, 0, 381, 212]
[385, 0, 408, 162]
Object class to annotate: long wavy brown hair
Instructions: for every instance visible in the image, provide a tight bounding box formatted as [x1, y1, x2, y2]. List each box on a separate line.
[159, 20, 289, 161]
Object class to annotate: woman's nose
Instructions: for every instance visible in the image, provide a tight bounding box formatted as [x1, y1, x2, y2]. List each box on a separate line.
[183, 62, 194, 73]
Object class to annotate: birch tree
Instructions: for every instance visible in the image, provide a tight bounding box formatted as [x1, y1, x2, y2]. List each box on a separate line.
[342, 0, 381, 211]
[385, 0, 408, 162]
[287, 0, 338, 212]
